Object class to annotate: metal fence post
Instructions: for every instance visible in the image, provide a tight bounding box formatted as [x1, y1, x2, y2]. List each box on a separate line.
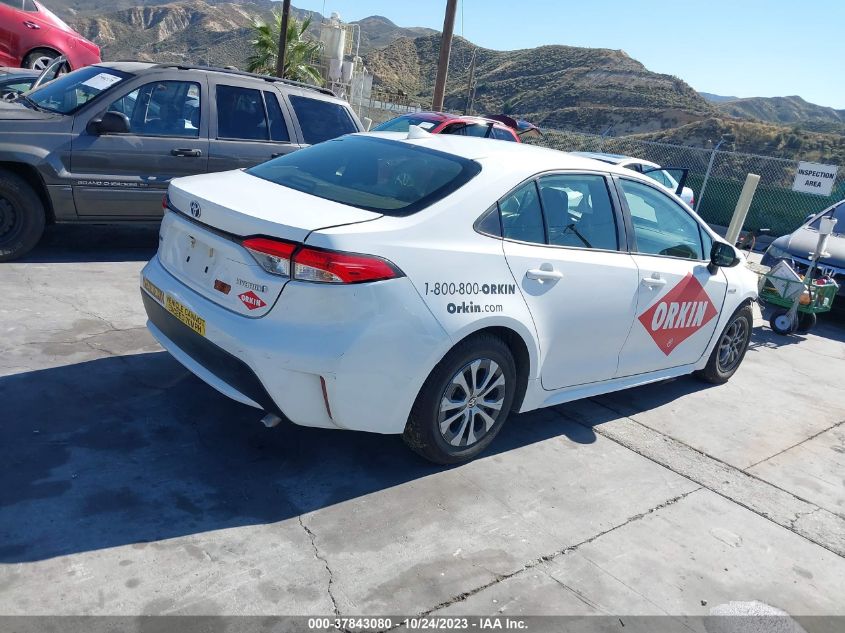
[696, 148, 719, 213]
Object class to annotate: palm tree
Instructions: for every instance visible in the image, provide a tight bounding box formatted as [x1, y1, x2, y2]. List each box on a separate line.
[247, 12, 323, 85]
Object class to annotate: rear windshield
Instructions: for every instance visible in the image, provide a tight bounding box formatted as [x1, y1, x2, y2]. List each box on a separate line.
[247, 135, 481, 216]
[373, 115, 440, 133]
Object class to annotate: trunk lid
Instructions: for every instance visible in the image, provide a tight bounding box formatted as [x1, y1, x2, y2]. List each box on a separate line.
[159, 170, 382, 317]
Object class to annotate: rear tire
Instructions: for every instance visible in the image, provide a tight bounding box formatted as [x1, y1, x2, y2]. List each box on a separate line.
[403, 334, 517, 464]
[0, 169, 46, 262]
[23, 49, 58, 71]
[694, 304, 753, 384]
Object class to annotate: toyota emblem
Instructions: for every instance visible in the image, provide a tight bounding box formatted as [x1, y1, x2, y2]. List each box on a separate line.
[189, 200, 201, 218]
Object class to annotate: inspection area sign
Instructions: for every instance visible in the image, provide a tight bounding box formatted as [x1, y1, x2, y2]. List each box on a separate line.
[792, 161, 838, 196]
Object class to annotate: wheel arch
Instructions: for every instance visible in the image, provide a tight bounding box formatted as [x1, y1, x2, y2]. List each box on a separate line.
[0, 161, 54, 223]
[21, 47, 62, 68]
[450, 324, 535, 413]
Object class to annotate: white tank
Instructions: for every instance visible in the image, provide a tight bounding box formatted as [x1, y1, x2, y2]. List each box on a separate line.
[320, 16, 346, 62]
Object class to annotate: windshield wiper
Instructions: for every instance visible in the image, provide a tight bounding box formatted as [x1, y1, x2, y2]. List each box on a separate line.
[16, 94, 56, 113]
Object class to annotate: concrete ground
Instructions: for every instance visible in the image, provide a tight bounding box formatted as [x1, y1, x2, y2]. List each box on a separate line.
[1, 225, 845, 624]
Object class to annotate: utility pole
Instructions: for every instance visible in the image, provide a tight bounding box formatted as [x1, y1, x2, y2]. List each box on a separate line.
[431, 0, 458, 112]
[465, 48, 477, 115]
[275, 0, 292, 78]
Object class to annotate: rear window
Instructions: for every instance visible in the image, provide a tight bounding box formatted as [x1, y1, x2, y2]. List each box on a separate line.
[247, 135, 481, 216]
[289, 95, 357, 145]
[373, 115, 440, 133]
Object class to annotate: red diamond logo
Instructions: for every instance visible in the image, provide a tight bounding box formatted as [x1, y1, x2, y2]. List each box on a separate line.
[637, 273, 718, 355]
[238, 290, 266, 311]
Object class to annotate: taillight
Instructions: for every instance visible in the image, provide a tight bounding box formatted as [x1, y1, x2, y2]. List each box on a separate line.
[242, 237, 296, 277]
[241, 237, 401, 284]
[162, 194, 169, 210]
[294, 246, 400, 283]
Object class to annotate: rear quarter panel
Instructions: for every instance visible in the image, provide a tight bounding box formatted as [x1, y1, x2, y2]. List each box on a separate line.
[306, 159, 545, 386]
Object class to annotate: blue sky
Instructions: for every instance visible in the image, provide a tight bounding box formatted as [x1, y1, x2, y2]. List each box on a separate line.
[291, 0, 844, 109]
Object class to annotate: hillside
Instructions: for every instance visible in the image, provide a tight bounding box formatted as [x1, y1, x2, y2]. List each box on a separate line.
[713, 96, 845, 135]
[66, 0, 434, 66]
[636, 118, 845, 164]
[700, 92, 739, 103]
[365, 35, 716, 135]
[70, 0, 259, 66]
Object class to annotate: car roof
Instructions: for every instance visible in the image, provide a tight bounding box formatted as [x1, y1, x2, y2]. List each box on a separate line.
[94, 62, 339, 98]
[363, 131, 643, 173]
[570, 151, 659, 168]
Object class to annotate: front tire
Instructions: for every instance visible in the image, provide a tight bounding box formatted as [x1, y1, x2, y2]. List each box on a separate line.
[695, 304, 753, 384]
[403, 334, 517, 464]
[0, 169, 46, 262]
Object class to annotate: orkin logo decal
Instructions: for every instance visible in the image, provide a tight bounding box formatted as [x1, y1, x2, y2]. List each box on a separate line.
[637, 273, 718, 356]
[238, 290, 266, 311]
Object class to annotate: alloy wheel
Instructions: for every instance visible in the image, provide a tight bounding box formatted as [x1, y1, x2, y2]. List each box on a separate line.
[717, 317, 749, 372]
[438, 358, 506, 447]
[30, 56, 55, 71]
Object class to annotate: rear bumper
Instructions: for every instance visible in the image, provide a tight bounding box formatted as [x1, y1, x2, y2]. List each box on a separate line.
[142, 291, 285, 418]
[141, 254, 450, 434]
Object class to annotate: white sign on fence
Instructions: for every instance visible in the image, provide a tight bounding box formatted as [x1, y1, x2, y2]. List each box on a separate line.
[792, 161, 839, 196]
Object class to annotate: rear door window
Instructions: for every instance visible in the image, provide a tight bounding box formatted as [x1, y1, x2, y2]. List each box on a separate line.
[264, 91, 290, 142]
[216, 85, 267, 141]
[289, 95, 357, 145]
[499, 181, 545, 244]
[538, 174, 618, 250]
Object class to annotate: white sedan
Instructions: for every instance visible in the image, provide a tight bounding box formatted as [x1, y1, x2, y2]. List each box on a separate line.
[141, 128, 757, 464]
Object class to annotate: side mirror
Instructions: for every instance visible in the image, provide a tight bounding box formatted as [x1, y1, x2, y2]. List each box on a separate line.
[87, 111, 130, 135]
[709, 241, 740, 273]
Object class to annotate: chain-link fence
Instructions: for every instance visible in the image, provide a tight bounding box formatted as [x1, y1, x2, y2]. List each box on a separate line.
[529, 129, 845, 237]
[357, 90, 427, 128]
[354, 105, 844, 237]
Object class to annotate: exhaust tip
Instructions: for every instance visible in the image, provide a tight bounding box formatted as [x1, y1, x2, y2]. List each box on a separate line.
[261, 413, 283, 428]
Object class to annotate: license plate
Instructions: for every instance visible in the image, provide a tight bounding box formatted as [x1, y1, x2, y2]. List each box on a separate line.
[165, 295, 206, 337]
[142, 277, 164, 304]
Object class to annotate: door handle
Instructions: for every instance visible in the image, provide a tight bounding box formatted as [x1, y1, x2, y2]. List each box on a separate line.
[271, 152, 284, 159]
[171, 148, 202, 157]
[526, 267, 564, 282]
[641, 275, 667, 287]
[23, 20, 40, 29]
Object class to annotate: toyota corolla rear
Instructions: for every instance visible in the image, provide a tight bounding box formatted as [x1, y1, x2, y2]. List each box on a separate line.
[141, 134, 480, 434]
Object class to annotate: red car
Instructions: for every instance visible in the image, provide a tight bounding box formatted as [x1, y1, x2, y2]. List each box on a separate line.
[373, 111, 522, 142]
[0, 0, 100, 71]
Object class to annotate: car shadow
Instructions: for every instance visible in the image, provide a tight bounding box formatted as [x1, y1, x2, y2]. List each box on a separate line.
[18, 223, 160, 263]
[0, 351, 594, 564]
